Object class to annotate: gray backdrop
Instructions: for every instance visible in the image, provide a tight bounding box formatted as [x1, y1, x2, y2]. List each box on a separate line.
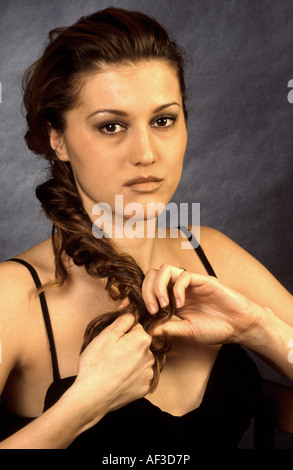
[0, 0, 293, 446]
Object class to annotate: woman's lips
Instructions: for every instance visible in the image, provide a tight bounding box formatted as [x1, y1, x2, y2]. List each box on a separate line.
[124, 176, 163, 192]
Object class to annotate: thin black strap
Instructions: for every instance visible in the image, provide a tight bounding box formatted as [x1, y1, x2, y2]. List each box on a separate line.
[178, 226, 217, 277]
[194, 244, 217, 277]
[8, 258, 61, 382]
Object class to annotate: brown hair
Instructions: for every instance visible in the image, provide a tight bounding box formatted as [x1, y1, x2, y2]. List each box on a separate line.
[22, 7, 188, 391]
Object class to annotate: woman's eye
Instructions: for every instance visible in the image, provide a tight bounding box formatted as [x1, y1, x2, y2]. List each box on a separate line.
[153, 116, 176, 128]
[99, 123, 126, 135]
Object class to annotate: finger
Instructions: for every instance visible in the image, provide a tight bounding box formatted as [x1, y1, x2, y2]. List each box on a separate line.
[128, 323, 152, 346]
[153, 264, 187, 309]
[142, 269, 160, 314]
[173, 271, 219, 308]
[117, 297, 130, 310]
[109, 313, 136, 340]
[127, 323, 153, 348]
[144, 265, 199, 314]
[172, 271, 193, 308]
[145, 348, 156, 369]
[152, 321, 180, 337]
[152, 318, 191, 338]
[149, 351, 156, 367]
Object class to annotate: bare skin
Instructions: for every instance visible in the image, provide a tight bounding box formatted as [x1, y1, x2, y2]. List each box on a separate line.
[0, 61, 292, 448]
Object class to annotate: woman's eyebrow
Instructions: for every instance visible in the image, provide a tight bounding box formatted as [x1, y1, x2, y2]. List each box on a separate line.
[86, 102, 181, 120]
[87, 108, 127, 119]
[153, 102, 181, 113]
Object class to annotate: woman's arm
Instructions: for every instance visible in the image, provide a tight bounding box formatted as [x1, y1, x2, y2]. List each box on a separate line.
[1, 314, 154, 449]
[238, 305, 293, 380]
[198, 226, 293, 328]
[143, 227, 293, 381]
[0, 385, 101, 449]
[0, 262, 154, 449]
[148, 269, 293, 380]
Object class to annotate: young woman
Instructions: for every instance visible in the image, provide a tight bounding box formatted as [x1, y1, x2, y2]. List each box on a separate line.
[0, 7, 292, 450]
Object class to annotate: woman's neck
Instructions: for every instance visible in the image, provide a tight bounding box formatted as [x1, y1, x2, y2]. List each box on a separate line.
[85, 196, 164, 272]
[106, 217, 161, 273]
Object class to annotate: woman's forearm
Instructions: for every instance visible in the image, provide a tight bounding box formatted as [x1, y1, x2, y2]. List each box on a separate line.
[0, 385, 106, 449]
[239, 306, 293, 382]
[0, 314, 155, 449]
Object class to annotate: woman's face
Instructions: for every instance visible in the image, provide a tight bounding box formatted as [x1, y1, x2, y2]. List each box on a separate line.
[51, 60, 187, 222]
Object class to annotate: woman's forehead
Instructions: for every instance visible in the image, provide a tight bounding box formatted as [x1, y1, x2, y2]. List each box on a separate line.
[74, 60, 182, 113]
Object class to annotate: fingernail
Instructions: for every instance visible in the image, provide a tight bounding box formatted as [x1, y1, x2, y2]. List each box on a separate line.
[148, 304, 157, 314]
[159, 297, 168, 307]
[176, 297, 181, 309]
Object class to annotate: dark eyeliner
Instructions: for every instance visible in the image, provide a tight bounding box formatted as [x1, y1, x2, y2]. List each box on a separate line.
[152, 114, 178, 128]
[96, 121, 127, 135]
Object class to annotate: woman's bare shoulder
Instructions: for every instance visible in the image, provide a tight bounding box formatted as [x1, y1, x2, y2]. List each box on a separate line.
[0, 238, 54, 313]
[188, 224, 266, 282]
[189, 225, 293, 325]
[0, 253, 44, 386]
[4, 238, 55, 281]
[191, 225, 268, 280]
[168, 223, 281, 289]
[0, 239, 54, 393]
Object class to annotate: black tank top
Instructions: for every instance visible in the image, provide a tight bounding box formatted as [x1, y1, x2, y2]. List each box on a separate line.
[0, 234, 262, 449]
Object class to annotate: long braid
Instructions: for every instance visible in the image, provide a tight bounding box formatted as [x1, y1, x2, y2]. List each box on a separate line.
[36, 160, 175, 391]
[22, 6, 187, 392]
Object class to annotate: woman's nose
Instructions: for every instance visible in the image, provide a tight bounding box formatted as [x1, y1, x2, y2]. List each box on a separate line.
[130, 128, 156, 166]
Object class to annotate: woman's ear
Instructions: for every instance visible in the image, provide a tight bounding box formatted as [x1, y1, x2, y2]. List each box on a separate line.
[47, 123, 70, 162]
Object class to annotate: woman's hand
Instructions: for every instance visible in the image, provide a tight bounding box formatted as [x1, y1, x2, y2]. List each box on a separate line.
[0, 314, 155, 449]
[71, 313, 154, 430]
[143, 264, 265, 345]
